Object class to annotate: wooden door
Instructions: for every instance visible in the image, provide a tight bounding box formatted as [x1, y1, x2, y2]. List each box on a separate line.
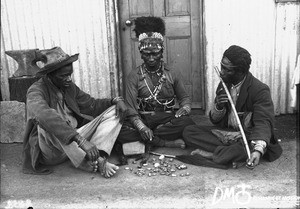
[118, 0, 204, 108]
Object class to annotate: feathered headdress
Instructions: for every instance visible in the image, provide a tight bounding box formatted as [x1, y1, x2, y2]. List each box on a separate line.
[133, 16, 165, 52]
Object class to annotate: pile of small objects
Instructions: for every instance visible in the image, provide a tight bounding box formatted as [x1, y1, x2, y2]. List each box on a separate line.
[124, 154, 190, 177]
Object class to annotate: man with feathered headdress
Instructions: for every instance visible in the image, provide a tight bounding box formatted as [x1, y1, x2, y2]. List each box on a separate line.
[117, 16, 195, 159]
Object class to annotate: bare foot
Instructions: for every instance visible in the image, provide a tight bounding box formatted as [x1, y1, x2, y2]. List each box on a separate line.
[78, 158, 119, 178]
[165, 139, 186, 149]
[191, 149, 213, 159]
[103, 161, 119, 178]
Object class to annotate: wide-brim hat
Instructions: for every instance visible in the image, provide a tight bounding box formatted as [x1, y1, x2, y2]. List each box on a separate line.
[36, 47, 79, 76]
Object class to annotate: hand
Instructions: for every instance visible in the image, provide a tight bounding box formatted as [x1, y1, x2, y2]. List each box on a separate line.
[215, 88, 228, 110]
[175, 105, 191, 118]
[80, 140, 100, 162]
[247, 151, 261, 167]
[115, 100, 128, 122]
[139, 126, 154, 142]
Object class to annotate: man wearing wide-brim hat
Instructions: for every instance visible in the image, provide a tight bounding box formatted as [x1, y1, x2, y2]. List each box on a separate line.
[23, 47, 128, 178]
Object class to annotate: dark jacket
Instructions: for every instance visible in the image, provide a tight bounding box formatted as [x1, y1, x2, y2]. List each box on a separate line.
[125, 63, 191, 119]
[23, 77, 113, 174]
[209, 72, 282, 161]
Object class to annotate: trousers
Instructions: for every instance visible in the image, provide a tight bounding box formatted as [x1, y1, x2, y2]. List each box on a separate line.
[183, 125, 248, 164]
[117, 112, 195, 146]
[38, 105, 122, 168]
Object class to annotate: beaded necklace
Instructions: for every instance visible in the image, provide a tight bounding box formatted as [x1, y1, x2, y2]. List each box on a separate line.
[140, 62, 175, 107]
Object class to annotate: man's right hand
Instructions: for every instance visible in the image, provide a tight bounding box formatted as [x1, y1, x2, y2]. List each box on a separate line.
[247, 151, 262, 167]
[139, 126, 153, 142]
[215, 88, 228, 110]
[80, 140, 100, 161]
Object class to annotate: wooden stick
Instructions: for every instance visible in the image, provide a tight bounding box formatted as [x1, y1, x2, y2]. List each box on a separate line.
[214, 66, 251, 160]
[149, 151, 176, 158]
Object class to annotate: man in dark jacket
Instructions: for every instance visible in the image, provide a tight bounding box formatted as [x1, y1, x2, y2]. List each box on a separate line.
[23, 47, 128, 178]
[183, 45, 282, 168]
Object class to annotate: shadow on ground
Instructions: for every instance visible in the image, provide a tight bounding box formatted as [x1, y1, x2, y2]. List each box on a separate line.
[0, 114, 298, 209]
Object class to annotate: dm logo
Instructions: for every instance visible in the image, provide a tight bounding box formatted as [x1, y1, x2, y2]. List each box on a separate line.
[211, 183, 252, 206]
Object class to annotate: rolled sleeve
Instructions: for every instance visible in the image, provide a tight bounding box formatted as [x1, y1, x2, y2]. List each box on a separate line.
[251, 140, 267, 155]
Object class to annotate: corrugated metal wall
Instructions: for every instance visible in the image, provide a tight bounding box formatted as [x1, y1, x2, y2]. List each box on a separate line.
[1, 0, 120, 100]
[204, 0, 300, 115]
[1, 0, 299, 115]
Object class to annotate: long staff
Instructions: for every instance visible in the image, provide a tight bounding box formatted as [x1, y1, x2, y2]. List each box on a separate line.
[214, 66, 251, 161]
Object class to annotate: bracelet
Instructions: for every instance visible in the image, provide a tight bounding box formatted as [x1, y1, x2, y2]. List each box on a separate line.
[132, 119, 146, 131]
[182, 105, 191, 113]
[251, 140, 267, 155]
[92, 160, 99, 172]
[112, 96, 124, 104]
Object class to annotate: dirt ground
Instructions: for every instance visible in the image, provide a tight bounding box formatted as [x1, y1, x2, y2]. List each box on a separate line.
[0, 114, 298, 209]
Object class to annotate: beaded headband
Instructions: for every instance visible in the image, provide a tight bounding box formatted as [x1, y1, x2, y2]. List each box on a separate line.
[138, 32, 164, 42]
[138, 32, 164, 52]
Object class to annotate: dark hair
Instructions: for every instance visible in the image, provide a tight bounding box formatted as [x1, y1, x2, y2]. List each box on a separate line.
[223, 45, 251, 74]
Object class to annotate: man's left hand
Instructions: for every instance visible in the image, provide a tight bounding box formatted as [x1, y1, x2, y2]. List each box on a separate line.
[247, 151, 261, 167]
[115, 100, 128, 122]
[175, 105, 191, 118]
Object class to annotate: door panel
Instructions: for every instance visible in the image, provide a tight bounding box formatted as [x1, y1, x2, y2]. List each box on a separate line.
[165, 0, 190, 16]
[118, 0, 204, 108]
[129, 0, 152, 16]
[167, 38, 191, 82]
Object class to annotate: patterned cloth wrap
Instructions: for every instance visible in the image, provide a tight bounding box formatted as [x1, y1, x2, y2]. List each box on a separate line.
[211, 112, 253, 145]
